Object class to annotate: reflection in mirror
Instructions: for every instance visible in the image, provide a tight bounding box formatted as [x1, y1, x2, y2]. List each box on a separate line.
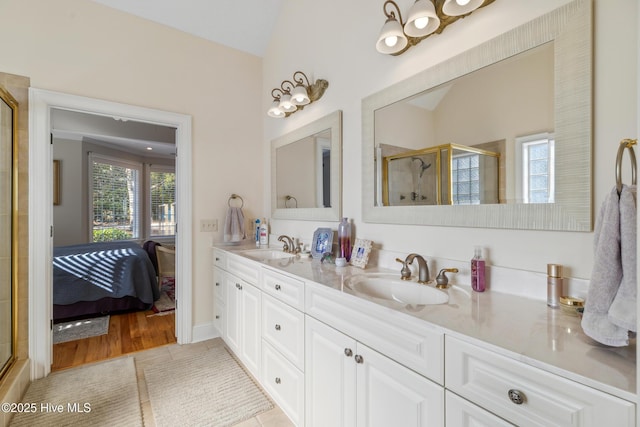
[363, 0, 591, 230]
[0, 86, 17, 379]
[271, 110, 342, 221]
[276, 128, 331, 209]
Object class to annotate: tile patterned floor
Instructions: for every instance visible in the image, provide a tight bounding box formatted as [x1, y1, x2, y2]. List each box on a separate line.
[134, 338, 294, 427]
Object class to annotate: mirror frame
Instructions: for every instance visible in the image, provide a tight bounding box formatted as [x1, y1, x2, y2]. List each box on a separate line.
[362, 0, 592, 231]
[271, 110, 343, 221]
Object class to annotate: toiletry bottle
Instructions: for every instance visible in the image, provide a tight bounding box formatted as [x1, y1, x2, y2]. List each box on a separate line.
[338, 217, 352, 261]
[255, 218, 261, 246]
[471, 246, 486, 292]
[259, 219, 269, 246]
[547, 264, 563, 308]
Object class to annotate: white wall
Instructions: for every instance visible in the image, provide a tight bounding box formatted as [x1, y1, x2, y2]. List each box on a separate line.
[0, 0, 264, 327]
[263, 0, 639, 281]
[52, 138, 85, 246]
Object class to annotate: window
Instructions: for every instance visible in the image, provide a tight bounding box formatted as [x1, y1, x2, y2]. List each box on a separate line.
[451, 153, 480, 205]
[90, 154, 141, 242]
[517, 134, 555, 204]
[149, 166, 176, 238]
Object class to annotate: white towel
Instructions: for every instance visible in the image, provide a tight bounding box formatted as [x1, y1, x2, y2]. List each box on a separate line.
[581, 185, 637, 346]
[223, 207, 246, 243]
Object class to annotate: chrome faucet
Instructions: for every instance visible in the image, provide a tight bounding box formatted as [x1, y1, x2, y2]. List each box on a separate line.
[277, 235, 296, 253]
[404, 253, 430, 284]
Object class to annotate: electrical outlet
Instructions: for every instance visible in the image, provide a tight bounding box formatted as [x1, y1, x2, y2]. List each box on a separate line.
[200, 219, 218, 232]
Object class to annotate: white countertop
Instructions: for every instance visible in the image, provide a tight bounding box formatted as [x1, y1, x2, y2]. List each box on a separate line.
[214, 244, 636, 401]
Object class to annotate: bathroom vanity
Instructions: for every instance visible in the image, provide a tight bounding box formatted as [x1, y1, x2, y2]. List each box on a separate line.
[212, 244, 635, 427]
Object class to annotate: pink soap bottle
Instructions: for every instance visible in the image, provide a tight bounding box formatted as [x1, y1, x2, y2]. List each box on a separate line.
[471, 246, 486, 292]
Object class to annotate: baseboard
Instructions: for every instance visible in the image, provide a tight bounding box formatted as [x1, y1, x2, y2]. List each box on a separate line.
[191, 322, 220, 343]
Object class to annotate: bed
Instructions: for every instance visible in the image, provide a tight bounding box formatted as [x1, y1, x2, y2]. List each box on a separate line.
[53, 241, 161, 321]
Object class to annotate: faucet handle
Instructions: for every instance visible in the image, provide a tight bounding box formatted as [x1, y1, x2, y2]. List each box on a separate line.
[435, 268, 459, 289]
[396, 258, 412, 281]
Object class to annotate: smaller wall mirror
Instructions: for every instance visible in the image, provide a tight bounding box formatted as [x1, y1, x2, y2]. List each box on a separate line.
[271, 110, 342, 221]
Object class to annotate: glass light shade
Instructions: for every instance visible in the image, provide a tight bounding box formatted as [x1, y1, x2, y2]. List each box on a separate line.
[376, 16, 408, 54]
[267, 100, 285, 118]
[278, 93, 297, 113]
[404, 0, 440, 37]
[442, 0, 484, 16]
[291, 84, 310, 105]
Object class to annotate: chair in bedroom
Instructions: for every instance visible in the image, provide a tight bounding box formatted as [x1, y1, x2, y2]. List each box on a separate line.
[155, 245, 176, 290]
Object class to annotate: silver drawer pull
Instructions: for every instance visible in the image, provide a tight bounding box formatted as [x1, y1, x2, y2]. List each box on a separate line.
[236, 283, 242, 290]
[275, 284, 281, 291]
[215, 315, 220, 319]
[215, 257, 220, 261]
[344, 348, 353, 357]
[275, 324, 281, 331]
[508, 389, 526, 405]
[275, 377, 281, 384]
[215, 282, 220, 287]
[354, 355, 364, 364]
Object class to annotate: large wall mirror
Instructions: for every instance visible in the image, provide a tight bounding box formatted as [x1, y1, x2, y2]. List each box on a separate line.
[0, 85, 17, 378]
[362, 0, 592, 231]
[272, 110, 342, 221]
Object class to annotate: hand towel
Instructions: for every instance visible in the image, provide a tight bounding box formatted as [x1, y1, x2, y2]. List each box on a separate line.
[223, 207, 246, 243]
[608, 185, 637, 332]
[581, 185, 635, 346]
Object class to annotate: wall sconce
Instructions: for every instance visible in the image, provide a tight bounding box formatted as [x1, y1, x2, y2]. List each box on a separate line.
[267, 71, 329, 118]
[376, 0, 495, 55]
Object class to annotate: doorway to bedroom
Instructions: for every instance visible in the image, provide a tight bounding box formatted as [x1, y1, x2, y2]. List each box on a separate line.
[29, 89, 193, 378]
[50, 108, 179, 369]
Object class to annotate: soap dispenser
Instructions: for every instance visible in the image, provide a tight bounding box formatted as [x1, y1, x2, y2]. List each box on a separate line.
[471, 246, 486, 292]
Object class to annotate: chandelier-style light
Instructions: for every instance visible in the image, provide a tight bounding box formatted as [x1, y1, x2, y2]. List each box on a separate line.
[267, 71, 329, 119]
[376, 0, 495, 56]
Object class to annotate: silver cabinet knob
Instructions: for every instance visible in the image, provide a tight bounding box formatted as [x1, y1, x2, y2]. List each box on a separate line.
[275, 377, 281, 384]
[275, 284, 281, 291]
[215, 282, 220, 287]
[344, 348, 353, 357]
[508, 389, 526, 405]
[275, 324, 281, 331]
[354, 355, 364, 364]
[236, 283, 242, 290]
[215, 315, 220, 319]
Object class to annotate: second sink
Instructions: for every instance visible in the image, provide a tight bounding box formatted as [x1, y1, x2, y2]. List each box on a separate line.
[345, 273, 449, 305]
[240, 248, 297, 261]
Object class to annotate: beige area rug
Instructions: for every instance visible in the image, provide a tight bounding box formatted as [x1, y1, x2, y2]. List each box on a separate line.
[144, 345, 273, 427]
[10, 357, 142, 427]
[53, 315, 110, 344]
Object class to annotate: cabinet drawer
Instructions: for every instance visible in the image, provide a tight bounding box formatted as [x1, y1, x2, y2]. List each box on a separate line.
[445, 336, 635, 427]
[213, 266, 225, 301]
[262, 293, 305, 371]
[262, 341, 304, 427]
[262, 267, 304, 310]
[227, 253, 259, 285]
[213, 248, 227, 269]
[213, 296, 225, 337]
[446, 391, 514, 427]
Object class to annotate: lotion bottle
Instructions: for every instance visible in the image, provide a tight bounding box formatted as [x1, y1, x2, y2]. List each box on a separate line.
[471, 246, 486, 292]
[254, 218, 261, 246]
[259, 218, 269, 246]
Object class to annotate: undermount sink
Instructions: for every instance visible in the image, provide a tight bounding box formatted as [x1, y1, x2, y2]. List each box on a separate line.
[240, 248, 296, 261]
[345, 274, 449, 305]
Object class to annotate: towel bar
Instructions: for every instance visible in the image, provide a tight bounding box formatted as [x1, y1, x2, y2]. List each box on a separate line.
[615, 138, 637, 195]
[228, 194, 244, 208]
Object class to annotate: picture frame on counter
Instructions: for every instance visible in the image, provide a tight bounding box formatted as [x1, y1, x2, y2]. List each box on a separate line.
[350, 238, 372, 268]
[311, 227, 333, 259]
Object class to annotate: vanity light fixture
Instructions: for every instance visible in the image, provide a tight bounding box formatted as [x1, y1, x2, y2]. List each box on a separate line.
[267, 71, 329, 118]
[376, 0, 495, 56]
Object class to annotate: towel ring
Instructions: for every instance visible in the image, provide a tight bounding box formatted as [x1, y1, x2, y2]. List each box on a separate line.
[285, 195, 298, 208]
[228, 194, 244, 208]
[615, 139, 637, 195]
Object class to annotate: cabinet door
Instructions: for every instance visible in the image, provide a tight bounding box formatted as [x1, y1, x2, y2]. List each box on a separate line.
[224, 274, 242, 355]
[240, 281, 262, 379]
[356, 342, 444, 427]
[305, 316, 357, 427]
[446, 391, 514, 427]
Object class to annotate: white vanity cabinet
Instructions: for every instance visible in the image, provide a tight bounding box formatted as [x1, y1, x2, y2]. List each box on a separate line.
[305, 316, 444, 427]
[222, 253, 262, 380]
[260, 267, 306, 427]
[445, 336, 635, 427]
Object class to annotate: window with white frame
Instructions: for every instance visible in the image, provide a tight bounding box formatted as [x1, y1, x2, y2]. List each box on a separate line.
[90, 153, 142, 242]
[516, 133, 555, 204]
[451, 153, 480, 205]
[149, 165, 176, 238]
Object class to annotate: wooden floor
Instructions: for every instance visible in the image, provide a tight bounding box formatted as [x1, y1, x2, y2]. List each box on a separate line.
[52, 309, 176, 371]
